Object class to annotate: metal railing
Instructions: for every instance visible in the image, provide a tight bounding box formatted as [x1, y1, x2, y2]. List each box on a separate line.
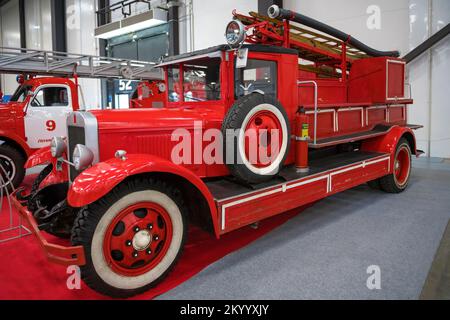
[298, 80, 319, 145]
[0, 163, 31, 244]
[97, 0, 154, 26]
[0, 47, 163, 80]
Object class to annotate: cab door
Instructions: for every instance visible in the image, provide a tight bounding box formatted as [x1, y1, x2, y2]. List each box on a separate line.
[24, 85, 72, 149]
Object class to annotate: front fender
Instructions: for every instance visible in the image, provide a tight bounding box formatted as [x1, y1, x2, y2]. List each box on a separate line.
[67, 154, 219, 235]
[25, 146, 53, 168]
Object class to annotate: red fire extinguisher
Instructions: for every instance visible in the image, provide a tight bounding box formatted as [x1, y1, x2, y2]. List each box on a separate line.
[295, 108, 310, 173]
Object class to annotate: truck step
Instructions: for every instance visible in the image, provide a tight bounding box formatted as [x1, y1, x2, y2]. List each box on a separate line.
[309, 124, 393, 149]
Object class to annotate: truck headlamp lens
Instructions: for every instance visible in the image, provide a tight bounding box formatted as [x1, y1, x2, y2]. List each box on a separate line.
[50, 137, 67, 158]
[73, 144, 94, 171]
[225, 20, 246, 48]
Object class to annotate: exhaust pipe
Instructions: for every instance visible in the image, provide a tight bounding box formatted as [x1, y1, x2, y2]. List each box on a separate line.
[268, 5, 400, 58]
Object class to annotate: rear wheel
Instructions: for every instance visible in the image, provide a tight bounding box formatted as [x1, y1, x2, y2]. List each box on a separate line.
[0, 144, 26, 193]
[367, 179, 381, 190]
[379, 138, 412, 193]
[71, 177, 188, 298]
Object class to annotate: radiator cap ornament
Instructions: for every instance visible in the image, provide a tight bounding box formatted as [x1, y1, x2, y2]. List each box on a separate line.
[115, 150, 128, 161]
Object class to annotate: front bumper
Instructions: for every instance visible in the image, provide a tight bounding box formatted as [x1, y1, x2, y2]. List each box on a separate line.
[11, 194, 86, 266]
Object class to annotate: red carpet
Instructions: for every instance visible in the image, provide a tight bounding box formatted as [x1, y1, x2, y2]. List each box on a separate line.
[0, 175, 311, 300]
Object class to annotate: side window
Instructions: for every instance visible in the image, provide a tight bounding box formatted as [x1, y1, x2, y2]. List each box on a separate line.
[31, 87, 69, 107]
[168, 67, 181, 102]
[183, 58, 221, 101]
[235, 60, 277, 98]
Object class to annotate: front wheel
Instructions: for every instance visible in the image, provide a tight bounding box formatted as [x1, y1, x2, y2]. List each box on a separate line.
[379, 138, 412, 193]
[71, 178, 188, 298]
[0, 144, 26, 193]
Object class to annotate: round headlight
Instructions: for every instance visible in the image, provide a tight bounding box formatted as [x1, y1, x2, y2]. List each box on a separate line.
[50, 137, 67, 158]
[158, 82, 167, 93]
[73, 144, 94, 171]
[225, 20, 246, 48]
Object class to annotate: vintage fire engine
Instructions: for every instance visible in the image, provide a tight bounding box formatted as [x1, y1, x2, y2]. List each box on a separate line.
[0, 76, 82, 191]
[12, 6, 422, 298]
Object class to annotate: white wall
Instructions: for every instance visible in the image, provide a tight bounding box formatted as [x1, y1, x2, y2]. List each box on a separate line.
[0, 0, 21, 95]
[25, 0, 53, 50]
[66, 0, 102, 110]
[408, 0, 450, 158]
[191, 0, 257, 50]
[284, 0, 410, 57]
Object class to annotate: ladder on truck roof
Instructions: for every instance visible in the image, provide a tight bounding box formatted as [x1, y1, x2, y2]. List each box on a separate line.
[236, 11, 370, 62]
[234, 11, 399, 79]
[0, 47, 163, 80]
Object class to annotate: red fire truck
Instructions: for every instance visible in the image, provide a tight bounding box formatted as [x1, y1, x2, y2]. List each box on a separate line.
[129, 80, 167, 109]
[0, 76, 81, 191]
[12, 6, 422, 298]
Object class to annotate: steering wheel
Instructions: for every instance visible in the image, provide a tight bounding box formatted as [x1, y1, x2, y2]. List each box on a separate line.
[31, 98, 42, 107]
[184, 94, 206, 102]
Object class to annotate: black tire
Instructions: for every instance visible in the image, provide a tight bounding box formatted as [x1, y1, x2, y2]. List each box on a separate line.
[379, 138, 412, 193]
[222, 93, 291, 184]
[71, 177, 188, 298]
[0, 144, 26, 193]
[367, 179, 381, 190]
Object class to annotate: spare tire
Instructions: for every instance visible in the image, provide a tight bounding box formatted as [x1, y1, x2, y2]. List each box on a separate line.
[222, 93, 291, 184]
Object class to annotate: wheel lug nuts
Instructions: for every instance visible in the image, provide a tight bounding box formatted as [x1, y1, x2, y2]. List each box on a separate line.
[147, 224, 153, 230]
[126, 240, 132, 247]
[132, 252, 138, 258]
[134, 227, 140, 233]
[154, 235, 159, 241]
[146, 249, 152, 255]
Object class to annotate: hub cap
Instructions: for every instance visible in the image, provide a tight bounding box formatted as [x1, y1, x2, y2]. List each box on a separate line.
[244, 111, 283, 168]
[0, 155, 16, 188]
[103, 202, 173, 277]
[132, 230, 152, 251]
[394, 146, 411, 187]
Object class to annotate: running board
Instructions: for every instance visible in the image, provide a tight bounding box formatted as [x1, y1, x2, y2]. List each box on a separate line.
[310, 125, 392, 149]
[309, 124, 423, 149]
[208, 151, 391, 234]
[405, 124, 424, 130]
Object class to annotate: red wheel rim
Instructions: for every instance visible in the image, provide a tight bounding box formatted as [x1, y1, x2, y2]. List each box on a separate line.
[244, 111, 283, 168]
[103, 202, 173, 277]
[394, 146, 411, 186]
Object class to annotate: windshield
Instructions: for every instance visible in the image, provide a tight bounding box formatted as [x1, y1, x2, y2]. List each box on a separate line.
[168, 58, 221, 103]
[9, 85, 32, 103]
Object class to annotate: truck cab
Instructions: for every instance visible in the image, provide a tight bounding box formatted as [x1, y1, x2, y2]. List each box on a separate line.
[0, 77, 78, 190]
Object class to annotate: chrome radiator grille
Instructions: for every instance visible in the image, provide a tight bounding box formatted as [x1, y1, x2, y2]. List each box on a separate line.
[67, 125, 85, 181]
